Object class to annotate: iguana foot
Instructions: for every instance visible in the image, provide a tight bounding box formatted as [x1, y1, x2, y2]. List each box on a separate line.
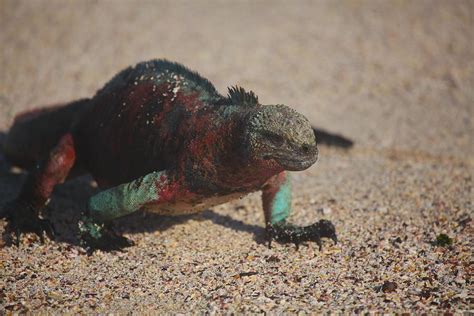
[78, 216, 133, 252]
[266, 219, 337, 250]
[1, 200, 55, 246]
[301, 219, 338, 250]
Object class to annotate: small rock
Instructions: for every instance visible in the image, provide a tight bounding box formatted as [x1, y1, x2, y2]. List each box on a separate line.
[317, 207, 332, 215]
[265, 255, 280, 262]
[377, 281, 397, 293]
[239, 271, 258, 277]
[434, 234, 453, 247]
[47, 291, 63, 301]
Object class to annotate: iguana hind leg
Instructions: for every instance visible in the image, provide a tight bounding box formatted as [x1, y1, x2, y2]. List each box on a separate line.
[2, 133, 76, 245]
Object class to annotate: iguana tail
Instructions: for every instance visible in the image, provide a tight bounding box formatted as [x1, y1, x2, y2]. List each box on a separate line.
[2, 98, 91, 169]
[312, 127, 354, 148]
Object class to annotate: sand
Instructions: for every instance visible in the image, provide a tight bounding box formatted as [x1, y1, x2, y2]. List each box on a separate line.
[1, 0, 473, 313]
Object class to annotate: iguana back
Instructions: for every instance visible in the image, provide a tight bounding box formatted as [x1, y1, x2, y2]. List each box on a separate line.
[73, 59, 233, 187]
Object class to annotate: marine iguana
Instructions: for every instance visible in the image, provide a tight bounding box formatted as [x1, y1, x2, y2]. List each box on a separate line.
[1, 59, 348, 250]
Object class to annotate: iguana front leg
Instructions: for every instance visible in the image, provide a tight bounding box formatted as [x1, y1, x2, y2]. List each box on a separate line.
[79, 170, 179, 250]
[1, 134, 76, 245]
[262, 171, 338, 250]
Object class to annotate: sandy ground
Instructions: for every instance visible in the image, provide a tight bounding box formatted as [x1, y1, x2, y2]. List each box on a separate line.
[0, 0, 473, 313]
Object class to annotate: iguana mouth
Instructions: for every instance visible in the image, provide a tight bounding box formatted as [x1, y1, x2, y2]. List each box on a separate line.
[275, 155, 318, 171]
[266, 147, 318, 171]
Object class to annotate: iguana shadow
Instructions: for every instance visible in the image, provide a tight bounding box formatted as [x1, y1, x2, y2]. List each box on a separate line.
[115, 209, 265, 244]
[0, 144, 265, 248]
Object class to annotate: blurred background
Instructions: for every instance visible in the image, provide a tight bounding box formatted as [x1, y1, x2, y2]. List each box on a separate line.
[0, 1, 473, 312]
[1, 0, 472, 157]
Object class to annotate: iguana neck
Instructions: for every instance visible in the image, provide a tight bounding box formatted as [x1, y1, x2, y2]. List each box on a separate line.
[212, 107, 284, 192]
[176, 104, 283, 194]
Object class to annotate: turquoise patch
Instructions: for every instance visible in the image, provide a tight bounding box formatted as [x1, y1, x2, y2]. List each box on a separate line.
[270, 175, 292, 224]
[88, 171, 167, 221]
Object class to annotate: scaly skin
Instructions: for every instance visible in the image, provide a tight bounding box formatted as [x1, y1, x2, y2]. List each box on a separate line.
[1, 59, 342, 250]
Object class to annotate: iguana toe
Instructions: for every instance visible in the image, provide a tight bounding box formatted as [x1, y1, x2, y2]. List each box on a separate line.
[299, 219, 337, 251]
[266, 219, 337, 251]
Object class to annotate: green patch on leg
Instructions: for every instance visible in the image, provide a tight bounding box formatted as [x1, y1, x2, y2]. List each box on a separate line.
[88, 171, 167, 221]
[270, 175, 292, 224]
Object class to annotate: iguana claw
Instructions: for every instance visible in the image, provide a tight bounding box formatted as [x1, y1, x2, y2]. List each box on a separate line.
[266, 219, 337, 250]
[1, 199, 56, 246]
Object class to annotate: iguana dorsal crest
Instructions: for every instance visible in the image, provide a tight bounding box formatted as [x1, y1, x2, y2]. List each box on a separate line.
[227, 86, 259, 107]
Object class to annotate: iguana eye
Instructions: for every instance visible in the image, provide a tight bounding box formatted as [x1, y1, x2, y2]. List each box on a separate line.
[262, 131, 285, 147]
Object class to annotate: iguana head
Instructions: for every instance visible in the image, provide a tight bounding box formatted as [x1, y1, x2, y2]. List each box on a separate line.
[244, 104, 318, 171]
